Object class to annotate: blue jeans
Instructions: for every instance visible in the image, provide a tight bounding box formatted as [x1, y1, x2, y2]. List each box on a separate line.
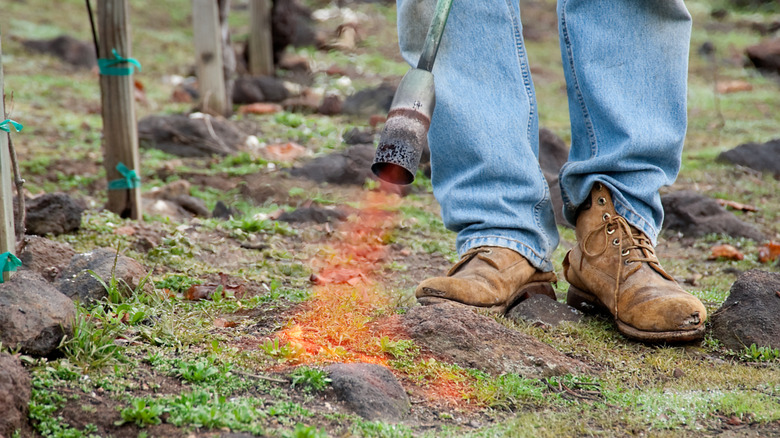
[397, 0, 691, 272]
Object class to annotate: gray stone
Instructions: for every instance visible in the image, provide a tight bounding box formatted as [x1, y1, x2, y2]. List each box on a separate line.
[18, 236, 76, 281]
[25, 192, 85, 236]
[55, 248, 151, 304]
[325, 362, 410, 422]
[290, 144, 376, 185]
[396, 303, 590, 377]
[717, 138, 780, 176]
[661, 191, 765, 241]
[0, 270, 75, 356]
[506, 295, 583, 327]
[710, 270, 780, 352]
[0, 353, 31, 437]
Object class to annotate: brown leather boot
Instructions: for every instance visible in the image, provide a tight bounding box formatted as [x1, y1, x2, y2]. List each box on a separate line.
[416, 246, 557, 314]
[563, 183, 706, 342]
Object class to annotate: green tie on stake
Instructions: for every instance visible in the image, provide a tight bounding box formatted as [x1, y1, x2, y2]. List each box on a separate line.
[0, 119, 23, 133]
[0, 252, 22, 283]
[108, 162, 140, 190]
[98, 49, 142, 76]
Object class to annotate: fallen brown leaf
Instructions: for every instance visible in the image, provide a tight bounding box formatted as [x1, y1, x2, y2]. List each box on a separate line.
[708, 244, 744, 261]
[758, 241, 780, 264]
[238, 102, 283, 115]
[214, 318, 237, 328]
[716, 80, 753, 94]
[262, 142, 306, 162]
[716, 198, 758, 212]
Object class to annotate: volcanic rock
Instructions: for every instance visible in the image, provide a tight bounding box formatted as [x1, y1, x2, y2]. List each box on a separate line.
[271, 0, 319, 64]
[277, 206, 347, 223]
[746, 37, 780, 75]
[21, 35, 96, 69]
[138, 114, 247, 157]
[343, 127, 376, 145]
[710, 270, 780, 352]
[289, 144, 375, 185]
[0, 353, 31, 438]
[232, 76, 290, 104]
[661, 191, 764, 241]
[342, 83, 397, 117]
[18, 236, 76, 281]
[325, 363, 410, 421]
[0, 270, 75, 356]
[717, 138, 780, 176]
[55, 248, 152, 304]
[25, 192, 85, 236]
[506, 295, 583, 328]
[396, 303, 589, 377]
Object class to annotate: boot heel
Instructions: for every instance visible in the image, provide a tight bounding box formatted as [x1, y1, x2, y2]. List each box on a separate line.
[566, 285, 609, 315]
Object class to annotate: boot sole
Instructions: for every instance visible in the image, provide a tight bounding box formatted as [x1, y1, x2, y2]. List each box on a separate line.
[566, 285, 705, 343]
[418, 281, 556, 315]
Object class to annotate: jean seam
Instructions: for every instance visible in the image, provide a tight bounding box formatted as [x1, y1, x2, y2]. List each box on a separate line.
[506, 0, 550, 253]
[612, 197, 659, 243]
[559, 0, 598, 158]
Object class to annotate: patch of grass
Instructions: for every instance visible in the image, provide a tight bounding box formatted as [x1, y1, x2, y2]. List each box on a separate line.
[469, 370, 552, 410]
[741, 344, 780, 362]
[289, 366, 332, 392]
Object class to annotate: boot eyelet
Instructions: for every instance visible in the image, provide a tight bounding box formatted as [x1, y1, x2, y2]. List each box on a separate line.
[606, 227, 615, 235]
[483, 249, 492, 255]
[612, 238, 620, 246]
[602, 213, 611, 221]
[598, 197, 607, 206]
[624, 259, 631, 265]
[621, 249, 630, 256]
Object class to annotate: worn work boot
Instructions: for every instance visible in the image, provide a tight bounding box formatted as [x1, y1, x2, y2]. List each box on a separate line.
[416, 246, 557, 314]
[563, 183, 706, 342]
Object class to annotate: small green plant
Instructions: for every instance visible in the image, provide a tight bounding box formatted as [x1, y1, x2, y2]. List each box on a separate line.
[275, 112, 305, 128]
[379, 337, 419, 361]
[289, 366, 331, 392]
[175, 357, 225, 383]
[154, 274, 202, 293]
[282, 423, 328, 438]
[58, 303, 124, 371]
[260, 338, 306, 362]
[116, 399, 164, 427]
[742, 343, 780, 362]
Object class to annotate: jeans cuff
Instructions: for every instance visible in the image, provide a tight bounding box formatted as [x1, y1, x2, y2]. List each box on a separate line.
[459, 236, 554, 272]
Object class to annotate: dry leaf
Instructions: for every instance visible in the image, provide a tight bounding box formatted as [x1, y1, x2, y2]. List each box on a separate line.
[708, 244, 744, 261]
[716, 80, 753, 94]
[716, 198, 758, 212]
[262, 142, 306, 162]
[114, 225, 135, 236]
[214, 318, 237, 328]
[238, 102, 283, 115]
[758, 241, 780, 264]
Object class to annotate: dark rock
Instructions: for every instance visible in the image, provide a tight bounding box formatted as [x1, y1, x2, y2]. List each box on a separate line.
[212, 200, 236, 219]
[170, 195, 211, 217]
[325, 362, 410, 421]
[0, 270, 75, 356]
[25, 192, 85, 236]
[277, 206, 347, 223]
[710, 270, 780, 352]
[290, 144, 375, 185]
[21, 35, 96, 69]
[342, 83, 397, 117]
[55, 248, 152, 304]
[717, 139, 780, 176]
[271, 0, 318, 64]
[661, 191, 764, 241]
[232, 76, 290, 104]
[506, 295, 583, 327]
[397, 303, 590, 377]
[318, 94, 343, 116]
[539, 128, 570, 227]
[138, 114, 247, 157]
[0, 353, 31, 437]
[746, 38, 780, 75]
[343, 128, 376, 145]
[18, 236, 76, 281]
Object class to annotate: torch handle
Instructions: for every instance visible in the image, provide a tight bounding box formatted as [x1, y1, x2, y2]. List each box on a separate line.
[416, 0, 453, 72]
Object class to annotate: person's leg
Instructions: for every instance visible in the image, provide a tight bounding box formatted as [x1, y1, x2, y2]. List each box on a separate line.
[557, 0, 690, 240]
[557, 0, 706, 342]
[397, 0, 558, 272]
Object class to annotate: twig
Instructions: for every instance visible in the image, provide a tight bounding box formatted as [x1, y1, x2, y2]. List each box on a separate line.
[233, 369, 289, 384]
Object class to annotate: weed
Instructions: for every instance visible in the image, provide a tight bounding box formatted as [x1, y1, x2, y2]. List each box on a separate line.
[261, 338, 307, 362]
[289, 366, 332, 392]
[154, 274, 202, 293]
[58, 303, 124, 371]
[742, 343, 780, 362]
[379, 336, 419, 361]
[175, 357, 225, 383]
[351, 420, 415, 438]
[281, 423, 328, 438]
[469, 371, 550, 410]
[116, 399, 163, 427]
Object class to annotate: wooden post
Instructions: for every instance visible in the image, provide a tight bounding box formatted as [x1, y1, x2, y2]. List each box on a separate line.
[193, 0, 228, 116]
[98, 0, 142, 219]
[0, 30, 16, 281]
[248, 0, 274, 76]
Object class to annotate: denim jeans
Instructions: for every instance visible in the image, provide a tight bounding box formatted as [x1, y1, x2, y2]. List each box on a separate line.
[397, 0, 691, 272]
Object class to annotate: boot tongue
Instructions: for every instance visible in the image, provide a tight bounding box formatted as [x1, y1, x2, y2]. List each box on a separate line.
[629, 229, 675, 281]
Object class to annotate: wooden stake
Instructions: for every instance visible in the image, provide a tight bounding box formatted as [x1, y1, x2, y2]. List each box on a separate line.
[0, 30, 16, 281]
[248, 0, 274, 76]
[97, 0, 142, 219]
[193, 0, 228, 116]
